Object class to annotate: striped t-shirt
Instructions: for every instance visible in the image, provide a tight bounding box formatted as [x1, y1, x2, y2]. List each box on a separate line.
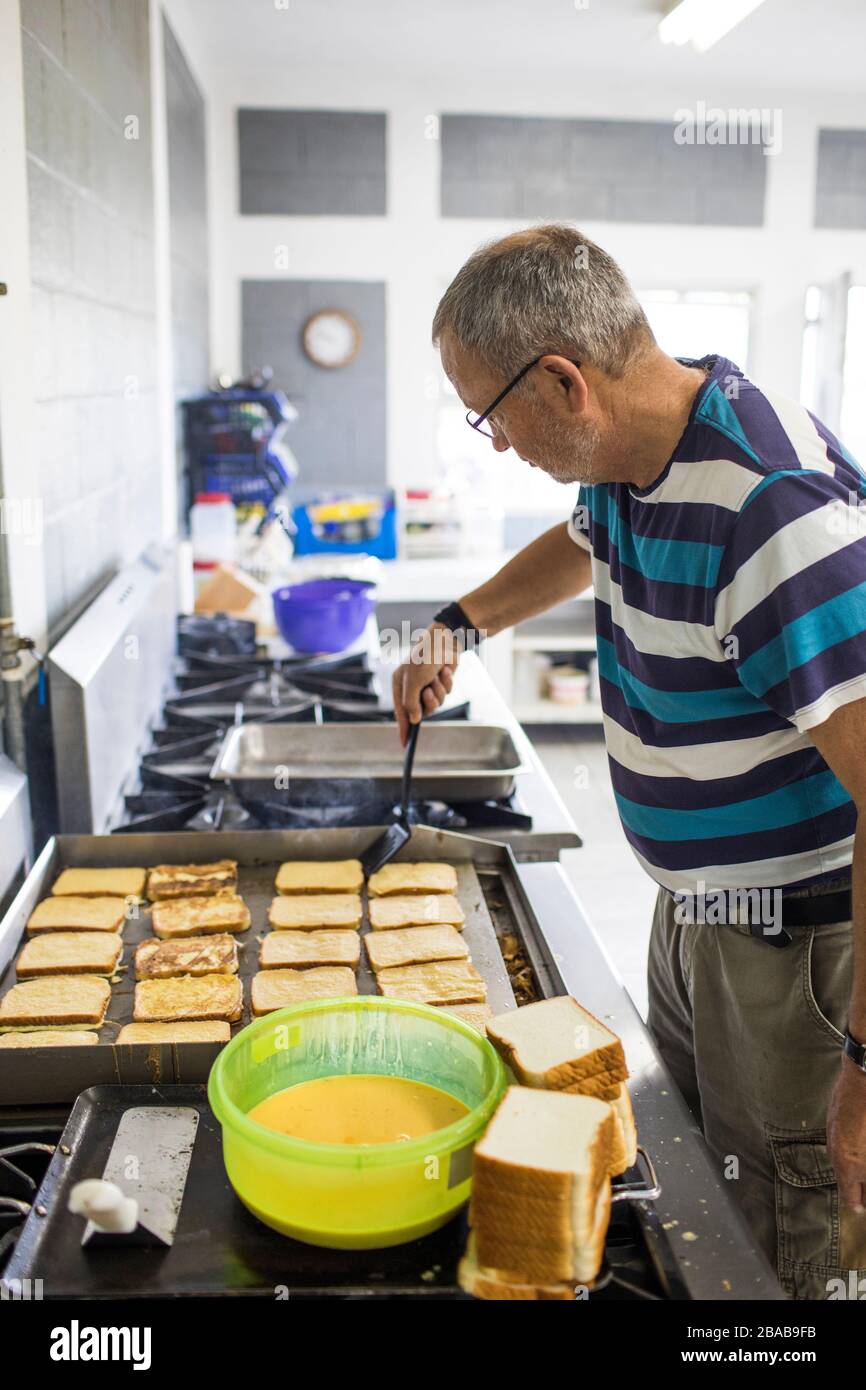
[568, 354, 866, 896]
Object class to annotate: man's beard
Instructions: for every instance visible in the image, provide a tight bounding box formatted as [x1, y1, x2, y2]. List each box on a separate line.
[526, 407, 602, 485]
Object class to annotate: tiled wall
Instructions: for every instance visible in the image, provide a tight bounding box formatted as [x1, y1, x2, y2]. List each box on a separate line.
[237, 109, 387, 215]
[242, 279, 387, 488]
[815, 129, 866, 230]
[163, 15, 209, 518]
[440, 114, 767, 226]
[21, 0, 160, 636]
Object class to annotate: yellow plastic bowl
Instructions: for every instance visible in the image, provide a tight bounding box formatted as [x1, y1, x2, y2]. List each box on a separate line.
[208, 996, 507, 1249]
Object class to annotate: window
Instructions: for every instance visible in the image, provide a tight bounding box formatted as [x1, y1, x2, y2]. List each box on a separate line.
[840, 286, 866, 468]
[638, 290, 751, 368]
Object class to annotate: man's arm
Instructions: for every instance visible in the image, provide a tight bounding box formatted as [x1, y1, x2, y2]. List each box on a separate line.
[807, 695, 866, 1214]
[392, 521, 592, 742]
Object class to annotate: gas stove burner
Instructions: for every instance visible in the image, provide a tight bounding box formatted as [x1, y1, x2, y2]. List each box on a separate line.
[178, 613, 258, 658]
[0, 1135, 58, 1272]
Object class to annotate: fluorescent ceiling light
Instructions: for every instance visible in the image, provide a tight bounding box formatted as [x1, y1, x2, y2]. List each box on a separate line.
[658, 0, 768, 52]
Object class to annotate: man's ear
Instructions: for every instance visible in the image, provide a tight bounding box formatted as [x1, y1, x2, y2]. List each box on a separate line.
[537, 355, 587, 416]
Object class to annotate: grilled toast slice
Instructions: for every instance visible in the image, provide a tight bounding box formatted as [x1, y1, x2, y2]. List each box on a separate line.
[274, 860, 364, 894]
[134, 934, 238, 980]
[364, 924, 469, 972]
[251, 966, 357, 1015]
[267, 894, 362, 930]
[133, 973, 242, 1023]
[375, 959, 486, 1005]
[0, 1030, 99, 1048]
[369, 894, 465, 930]
[0, 975, 111, 1028]
[147, 861, 238, 900]
[16, 932, 122, 978]
[367, 863, 458, 897]
[151, 893, 250, 938]
[259, 930, 361, 969]
[117, 1020, 231, 1044]
[27, 896, 127, 933]
[50, 868, 145, 899]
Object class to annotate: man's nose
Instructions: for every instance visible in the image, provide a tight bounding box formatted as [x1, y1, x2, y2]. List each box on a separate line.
[490, 428, 510, 454]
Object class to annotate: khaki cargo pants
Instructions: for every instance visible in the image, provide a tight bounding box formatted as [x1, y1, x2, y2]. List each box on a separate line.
[646, 886, 866, 1300]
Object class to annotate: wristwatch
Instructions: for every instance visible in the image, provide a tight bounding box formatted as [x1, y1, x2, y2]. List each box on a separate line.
[432, 601, 485, 653]
[843, 1029, 866, 1072]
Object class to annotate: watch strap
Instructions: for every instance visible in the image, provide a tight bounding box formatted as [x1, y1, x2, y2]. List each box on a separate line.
[432, 601, 485, 650]
[843, 1029, 866, 1071]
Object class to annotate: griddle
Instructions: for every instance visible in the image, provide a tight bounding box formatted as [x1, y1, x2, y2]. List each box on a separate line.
[0, 828, 521, 1105]
[3, 1084, 683, 1300]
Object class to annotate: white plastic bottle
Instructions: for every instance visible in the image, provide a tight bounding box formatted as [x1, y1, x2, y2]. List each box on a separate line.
[190, 492, 237, 567]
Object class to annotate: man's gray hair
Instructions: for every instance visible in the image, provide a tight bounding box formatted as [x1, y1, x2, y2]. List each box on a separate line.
[432, 224, 653, 380]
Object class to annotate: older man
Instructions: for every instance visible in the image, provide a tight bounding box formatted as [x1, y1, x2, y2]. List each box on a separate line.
[393, 224, 866, 1299]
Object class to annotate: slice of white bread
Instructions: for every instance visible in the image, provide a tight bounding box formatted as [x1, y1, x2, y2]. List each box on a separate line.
[27, 896, 127, 933]
[0, 1030, 99, 1048]
[16, 932, 122, 978]
[369, 894, 465, 930]
[364, 924, 469, 973]
[259, 930, 361, 970]
[151, 894, 250, 938]
[50, 867, 146, 898]
[147, 861, 237, 900]
[117, 1020, 231, 1044]
[367, 862, 458, 897]
[267, 894, 361, 929]
[133, 974, 242, 1023]
[134, 934, 238, 980]
[608, 1085, 638, 1176]
[469, 1086, 615, 1286]
[457, 1233, 576, 1301]
[485, 996, 627, 1091]
[251, 966, 357, 1015]
[375, 959, 486, 1006]
[0, 975, 111, 1027]
[275, 860, 363, 895]
[437, 1002, 494, 1032]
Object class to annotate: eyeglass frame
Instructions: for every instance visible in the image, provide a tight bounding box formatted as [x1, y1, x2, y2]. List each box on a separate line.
[465, 355, 582, 438]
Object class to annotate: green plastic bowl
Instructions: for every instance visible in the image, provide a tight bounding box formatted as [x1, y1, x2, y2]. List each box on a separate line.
[208, 996, 507, 1249]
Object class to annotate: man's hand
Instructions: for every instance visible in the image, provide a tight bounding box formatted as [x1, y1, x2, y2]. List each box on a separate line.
[827, 1057, 866, 1213]
[392, 622, 460, 745]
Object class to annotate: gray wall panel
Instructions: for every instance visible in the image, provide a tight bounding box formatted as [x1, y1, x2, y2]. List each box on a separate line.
[242, 280, 386, 489]
[20, 0, 160, 636]
[163, 16, 209, 519]
[238, 109, 386, 215]
[441, 114, 767, 226]
[815, 128, 866, 229]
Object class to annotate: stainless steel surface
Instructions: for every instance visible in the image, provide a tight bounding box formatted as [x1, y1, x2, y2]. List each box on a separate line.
[0, 753, 31, 905]
[81, 1107, 199, 1248]
[210, 720, 527, 802]
[47, 545, 178, 833]
[513, 860, 784, 1301]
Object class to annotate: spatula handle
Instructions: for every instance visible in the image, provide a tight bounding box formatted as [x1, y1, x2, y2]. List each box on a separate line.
[401, 718, 421, 824]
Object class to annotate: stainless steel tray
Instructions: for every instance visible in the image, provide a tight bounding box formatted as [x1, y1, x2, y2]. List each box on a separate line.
[209, 721, 528, 803]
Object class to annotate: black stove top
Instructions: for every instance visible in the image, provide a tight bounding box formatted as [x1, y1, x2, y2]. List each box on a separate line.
[112, 617, 532, 836]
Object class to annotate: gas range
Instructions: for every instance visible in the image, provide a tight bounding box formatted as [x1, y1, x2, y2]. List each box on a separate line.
[111, 614, 536, 838]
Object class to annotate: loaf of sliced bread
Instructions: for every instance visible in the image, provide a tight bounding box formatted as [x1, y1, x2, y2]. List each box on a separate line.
[457, 1233, 576, 1301]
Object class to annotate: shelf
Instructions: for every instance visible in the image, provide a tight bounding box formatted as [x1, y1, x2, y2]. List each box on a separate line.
[514, 700, 604, 725]
[512, 632, 597, 652]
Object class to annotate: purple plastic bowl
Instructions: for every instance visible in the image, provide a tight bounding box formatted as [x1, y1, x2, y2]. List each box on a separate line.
[271, 577, 376, 653]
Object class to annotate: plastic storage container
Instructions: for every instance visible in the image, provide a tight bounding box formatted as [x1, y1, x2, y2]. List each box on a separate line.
[208, 996, 507, 1248]
[190, 492, 237, 567]
[271, 576, 376, 653]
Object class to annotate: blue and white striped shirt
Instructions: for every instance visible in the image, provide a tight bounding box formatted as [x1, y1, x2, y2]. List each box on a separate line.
[568, 355, 866, 895]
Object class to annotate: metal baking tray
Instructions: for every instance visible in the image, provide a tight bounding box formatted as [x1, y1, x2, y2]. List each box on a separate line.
[209, 721, 528, 804]
[0, 828, 520, 1104]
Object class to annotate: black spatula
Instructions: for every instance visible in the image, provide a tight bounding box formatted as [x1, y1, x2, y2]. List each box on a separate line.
[361, 717, 421, 877]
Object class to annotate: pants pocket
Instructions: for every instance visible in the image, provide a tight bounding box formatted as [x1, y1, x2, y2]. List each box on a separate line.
[769, 1130, 840, 1300]
[802, 924, 850, 1045]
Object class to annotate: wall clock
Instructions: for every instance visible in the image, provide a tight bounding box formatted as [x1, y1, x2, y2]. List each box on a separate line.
[302, 309, 362, 368]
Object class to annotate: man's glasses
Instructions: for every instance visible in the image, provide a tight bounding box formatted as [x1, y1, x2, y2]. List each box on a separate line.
[466, 356, 582, 438]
